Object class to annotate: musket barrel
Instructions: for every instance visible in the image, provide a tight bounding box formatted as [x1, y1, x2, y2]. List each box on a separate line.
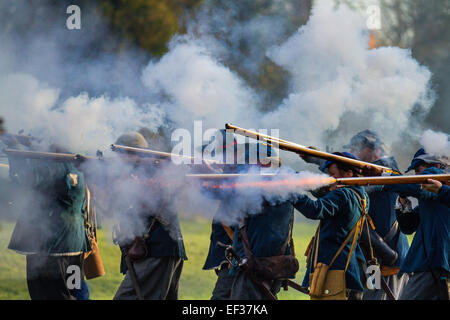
[111, 144, 220, 164]
[111, 144, 174, 159]
[3, 148, 163, 165]
[3, 148, 170, 167]
[225, 123, 399, 174]
[4, 149, 81, 161]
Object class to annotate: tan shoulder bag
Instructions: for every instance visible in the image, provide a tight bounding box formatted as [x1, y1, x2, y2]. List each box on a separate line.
[309, 190, 368, 300]
[83, 186, 106, 279]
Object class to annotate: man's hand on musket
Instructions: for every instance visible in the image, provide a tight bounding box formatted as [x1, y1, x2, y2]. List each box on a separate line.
[422, 179, 442, 194]
[361, 164, 383, 177]
[298, 146, 322, 165]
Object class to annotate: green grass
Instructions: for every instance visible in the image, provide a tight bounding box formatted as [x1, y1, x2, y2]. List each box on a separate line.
[0, 217, 316, 300]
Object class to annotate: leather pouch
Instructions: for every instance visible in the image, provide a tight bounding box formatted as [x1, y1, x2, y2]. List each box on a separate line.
[309, 266, 346, 300]
[249, 254, 299, 281]
[84, 237, 106, 279]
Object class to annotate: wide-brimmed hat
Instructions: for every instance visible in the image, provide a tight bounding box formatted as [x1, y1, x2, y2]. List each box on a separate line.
[320, 151, 359, 172]
[405, 147, 446, 173]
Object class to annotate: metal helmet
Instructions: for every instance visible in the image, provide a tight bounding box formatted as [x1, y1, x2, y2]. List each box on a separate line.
[115, 132, 149, 149]
[343, 129, 387, 154]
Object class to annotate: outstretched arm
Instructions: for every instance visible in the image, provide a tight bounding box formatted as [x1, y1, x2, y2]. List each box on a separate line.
[292, 189, 347, 220]
[384, 183, 438, 201]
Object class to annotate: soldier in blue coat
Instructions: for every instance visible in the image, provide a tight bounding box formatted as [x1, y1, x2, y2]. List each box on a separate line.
[228, 144, 298, 300]
[202, 161, 244, 300]
[229, 195, 296, 300]
[111, 132, 187, 300]
[203, 133, 282, 299]
[386, 148, 449, 300]
[295, 152, 369, 299]
[8, 144, 90, 300]
[203, 196, 239, 300]
[342, 130, 410, 300]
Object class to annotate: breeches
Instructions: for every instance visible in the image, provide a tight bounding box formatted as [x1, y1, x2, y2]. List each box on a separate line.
[26, 253, 84, 300]
[114, 256, 183, 300]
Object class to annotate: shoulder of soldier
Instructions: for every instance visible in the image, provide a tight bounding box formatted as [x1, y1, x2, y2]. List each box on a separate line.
[321, 187, 353, 203]
[374, 156, 400, 172]
[337, 186, 368, 200]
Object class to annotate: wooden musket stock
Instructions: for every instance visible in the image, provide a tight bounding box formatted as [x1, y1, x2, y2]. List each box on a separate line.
[334, 174, 450, 186]
[225, 123, 400, 174]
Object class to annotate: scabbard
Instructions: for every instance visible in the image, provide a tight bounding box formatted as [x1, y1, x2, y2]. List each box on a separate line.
[359, 226, 398, 266]
[380, 276, 396, 300]
[286, 279, 310, 295]
[125, 256, 144, 300]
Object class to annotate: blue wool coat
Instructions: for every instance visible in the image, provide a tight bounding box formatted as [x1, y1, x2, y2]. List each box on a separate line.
[437, 185, 450, 208]
[294, 186, 369, 292]
[385, 167, 450, 274]
[144, 214, 187, 260]
[8, 159, 90, 255]
[364, 157, 409, 267]
[203, 196, 239, 270]
[203, 220, 235, 270]
[230, 200, 294, 275]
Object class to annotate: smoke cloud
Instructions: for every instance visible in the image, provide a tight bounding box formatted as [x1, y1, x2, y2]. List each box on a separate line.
[420, 129, 450, 158]
[264, 3, 434, 158]
[141, 37, 258, 130]
[0, 1, 443, 241]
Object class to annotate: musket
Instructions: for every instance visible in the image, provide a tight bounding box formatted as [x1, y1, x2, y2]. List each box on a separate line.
[3, 149, 96, 161]
[185, 173, 450, 186]
[124, 256, 144, 300]
[111, 144, 220, 166]
[225, 123, 400, 175]
[111, 144, 174, 160]
[3, 148, 162, 165]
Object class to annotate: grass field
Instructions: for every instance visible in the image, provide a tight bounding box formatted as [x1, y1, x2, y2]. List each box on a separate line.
[0, 216, 316, 300]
